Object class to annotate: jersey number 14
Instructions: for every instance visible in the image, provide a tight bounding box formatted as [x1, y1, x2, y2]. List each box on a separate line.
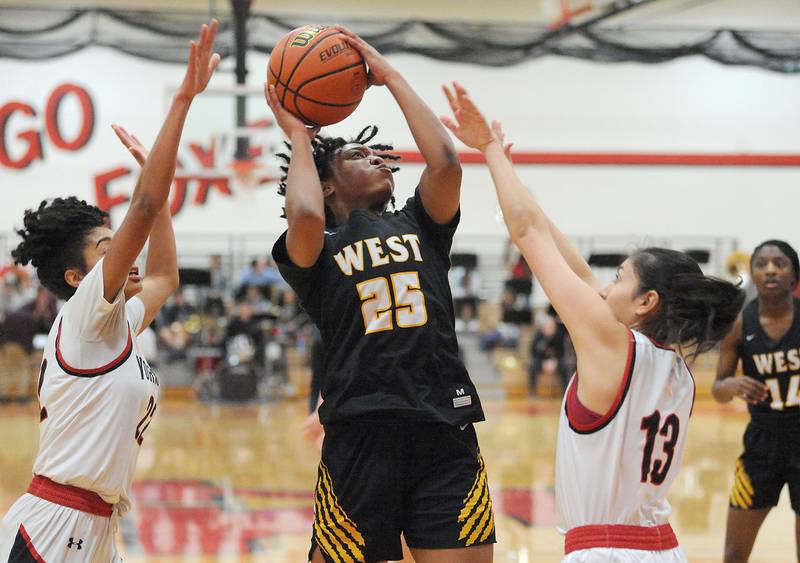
[356, 272, 428, 335]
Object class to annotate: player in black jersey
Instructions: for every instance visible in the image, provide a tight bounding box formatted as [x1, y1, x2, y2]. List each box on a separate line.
[713, 240, 800, 562]
[265, 27, 493, 563]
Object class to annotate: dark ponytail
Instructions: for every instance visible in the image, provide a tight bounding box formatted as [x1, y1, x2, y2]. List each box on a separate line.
[632, 247, 745, 359]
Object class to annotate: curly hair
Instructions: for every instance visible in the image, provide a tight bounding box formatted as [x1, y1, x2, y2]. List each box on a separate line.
[276, 125, 401, 229]
[12, 197, 108, 300]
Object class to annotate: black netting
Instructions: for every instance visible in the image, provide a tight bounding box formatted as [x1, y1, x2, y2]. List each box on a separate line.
[0, 6, 798, 73]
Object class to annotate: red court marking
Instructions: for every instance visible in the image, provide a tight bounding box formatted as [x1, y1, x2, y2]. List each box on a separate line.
[394, 151, 800, 167]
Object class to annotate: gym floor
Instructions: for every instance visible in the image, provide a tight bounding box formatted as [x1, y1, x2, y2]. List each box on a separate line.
[0, 397, 795, 562]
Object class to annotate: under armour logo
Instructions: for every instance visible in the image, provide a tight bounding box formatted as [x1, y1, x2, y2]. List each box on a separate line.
[67, 537, 83, 550]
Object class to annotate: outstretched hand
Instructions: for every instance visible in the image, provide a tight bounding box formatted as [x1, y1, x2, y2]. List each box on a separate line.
[490, 120, 515, 162]
[263, 83, 319, 140]
[440, 82, 497, 152]
[335, 25, 397, 87]
[111, 124, 148, 167]
[176, 19, 221, 101]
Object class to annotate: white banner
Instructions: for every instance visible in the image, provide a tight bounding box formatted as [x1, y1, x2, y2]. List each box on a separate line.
[2, 47, 800, 251]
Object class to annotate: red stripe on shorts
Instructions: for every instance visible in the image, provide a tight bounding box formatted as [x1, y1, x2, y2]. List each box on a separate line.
[565, 523, 678, 554]
[19, 524, 46, 563]
[28, 475, 113, 518]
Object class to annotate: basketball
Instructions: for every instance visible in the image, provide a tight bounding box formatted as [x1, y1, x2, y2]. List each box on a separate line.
[267, 25, 368, 126]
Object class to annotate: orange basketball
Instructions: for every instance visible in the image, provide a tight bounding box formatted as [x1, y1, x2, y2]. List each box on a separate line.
[267, 25, 368, 127]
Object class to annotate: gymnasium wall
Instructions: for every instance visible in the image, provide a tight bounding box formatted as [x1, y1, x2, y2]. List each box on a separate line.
[1, 47, 798, 253]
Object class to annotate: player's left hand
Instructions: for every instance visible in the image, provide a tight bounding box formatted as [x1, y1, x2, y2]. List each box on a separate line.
[440, 82, 497, 152]
[300, 409, 325, 452]
[176, 19, 221, 101]
[335, 26, 396, 87]
[111, 124, 148, 167]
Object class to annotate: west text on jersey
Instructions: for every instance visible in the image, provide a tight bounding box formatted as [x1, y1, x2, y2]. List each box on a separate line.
[333, 235, 424, 276]
[752, 349, 800, 375]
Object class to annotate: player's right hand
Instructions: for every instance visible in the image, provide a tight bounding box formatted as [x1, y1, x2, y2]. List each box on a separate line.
[490, 120, 514, 162]
[263, 83, 319, 141]
[729, 376, 769, 404]
[176, 20, 221, 101]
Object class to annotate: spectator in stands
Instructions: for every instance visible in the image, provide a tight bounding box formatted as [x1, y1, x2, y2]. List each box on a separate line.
[0, 272, 32, 318]
[20, 287, 58, 335]
[529, 309, 572, 397]
[238, 257, 282, 290]
[244, 284, 271, 316]
[158, 287, 196, 362]
[208, 254, 227, 293]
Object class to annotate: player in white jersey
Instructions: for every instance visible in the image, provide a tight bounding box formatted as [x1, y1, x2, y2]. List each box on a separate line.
[0, 21, 220, 563]
[440, 83, 744, 561]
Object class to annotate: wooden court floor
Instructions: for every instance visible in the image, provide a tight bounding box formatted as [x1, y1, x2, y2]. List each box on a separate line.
[0, 397, 796, 562]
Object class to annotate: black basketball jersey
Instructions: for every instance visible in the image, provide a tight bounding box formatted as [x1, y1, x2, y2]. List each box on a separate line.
[273, 189, 485, 426]
[739, 298, 800, 427]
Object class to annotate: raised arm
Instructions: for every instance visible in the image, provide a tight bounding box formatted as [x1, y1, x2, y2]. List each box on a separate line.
[488, 119, 599, 290]
[111, 125, 179, 332]
[441, 83, 629, 412]
[337, 26, 461, 224]
[264, 84, 323, 268]
[711, 314, 768, 404]
[102, 21, 219, 302]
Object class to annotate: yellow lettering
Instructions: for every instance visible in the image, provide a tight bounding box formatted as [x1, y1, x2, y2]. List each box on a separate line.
[403, 234, 423, 262]
[775, 351, 788, 373]
[386, 236, 410, 262]
[753, 353, 774, 375]
[788, 348, 800, 371]
[364, 237, 390, 267]
[333, 241, 365, 276]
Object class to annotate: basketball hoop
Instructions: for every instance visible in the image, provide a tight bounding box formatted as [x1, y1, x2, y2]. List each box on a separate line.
[229, 159, 261, 190]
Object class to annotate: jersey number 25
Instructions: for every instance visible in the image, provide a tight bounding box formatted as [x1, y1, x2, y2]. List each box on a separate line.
[356, 272, 428, 335]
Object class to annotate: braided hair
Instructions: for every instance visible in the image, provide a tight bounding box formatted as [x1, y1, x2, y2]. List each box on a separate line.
[276, 125, 401, 229]
[12, 197, 108, 300]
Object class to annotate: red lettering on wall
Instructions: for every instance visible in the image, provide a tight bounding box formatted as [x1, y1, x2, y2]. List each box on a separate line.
[188, 141, 216, 169]
[95, 166, 131, 211]
[193, 177, 232, 205]
[45, 84, 94, 151]
[0, 83, 95, 170]
[170, 178, 188, 216]
[0, 102, 43, 170]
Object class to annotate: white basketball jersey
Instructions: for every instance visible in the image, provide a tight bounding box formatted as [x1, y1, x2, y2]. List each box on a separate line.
[32, 258, 160, 516]
[555, 330, 695, 533]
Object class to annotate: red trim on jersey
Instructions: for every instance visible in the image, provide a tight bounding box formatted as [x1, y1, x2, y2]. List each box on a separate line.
[565, 376, 602, 425]
[565, 523, 678, 554]
[28, 475, 113, 517]
[55, 318, 133, 377]
[684, 359, 697, 418]
[18, 524, 46, 563]
[566, 330, 636, 434]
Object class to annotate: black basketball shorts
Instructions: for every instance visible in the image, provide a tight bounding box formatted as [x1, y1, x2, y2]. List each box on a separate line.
[729, 421, 800, 513]
[308, 421, 496, 563]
